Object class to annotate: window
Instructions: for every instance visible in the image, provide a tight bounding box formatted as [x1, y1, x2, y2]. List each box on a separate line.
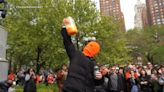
[151, 7, 154, 10]
[155, 3, 158, 6]
[157, 16, 160, 19]
[152, 10, 154, 13]
[153, 16, 155, 20]
[161, 15, 164, 18]
[156, 13, 160, 16]
[153, 19, 156, 23]
[157, 19, 161, 22]
[160, 9, 163, 11]
[157, 21, 161, 24]
[154, 0, 157, 2]
[155, 6, 158, 9]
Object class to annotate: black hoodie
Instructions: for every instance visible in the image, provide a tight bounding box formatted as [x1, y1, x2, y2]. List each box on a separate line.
[61, 28, 103, 92]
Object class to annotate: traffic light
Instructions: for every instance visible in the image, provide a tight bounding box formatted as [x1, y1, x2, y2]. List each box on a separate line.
[0, 0, 7, 18]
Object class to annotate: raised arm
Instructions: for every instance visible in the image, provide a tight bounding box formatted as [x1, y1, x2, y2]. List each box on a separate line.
[61, 27, 76, 59]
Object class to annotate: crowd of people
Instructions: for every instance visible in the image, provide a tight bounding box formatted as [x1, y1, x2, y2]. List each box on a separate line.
[0, 20, 164, 92]
[0, 64, 68, 92]
[0, 62, 163, 92]
[95, 62, 164, 92]
[59, 20, 164, 92]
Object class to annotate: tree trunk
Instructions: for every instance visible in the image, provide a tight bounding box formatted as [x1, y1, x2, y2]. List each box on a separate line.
[36, 46, 42, 74]
[146, 52, 154, 64]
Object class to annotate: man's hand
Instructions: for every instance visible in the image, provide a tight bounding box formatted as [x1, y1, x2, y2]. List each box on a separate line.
[95, 71, 102, 80]
[63, 18, 70, 26]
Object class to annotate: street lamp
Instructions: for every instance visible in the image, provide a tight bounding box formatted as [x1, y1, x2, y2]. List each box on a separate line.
[0, 0, 8, 18]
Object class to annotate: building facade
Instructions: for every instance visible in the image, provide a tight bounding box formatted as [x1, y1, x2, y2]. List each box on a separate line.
[99, 0, 125, 30]
[134, 0, 148, 28]
[146, 0, 164, 26]
[141, 7, 149, 28]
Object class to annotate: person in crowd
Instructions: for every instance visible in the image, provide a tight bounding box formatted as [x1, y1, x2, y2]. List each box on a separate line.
[61, 64, 68, 81]
[106, 66, 122, 92]
[36, 73, 43, 84]
[150, 72, 159, 92]
[39, 67, 46, 84]
[17, 68, 25, 85]
[152, 69, 158, 76]
[126, 64, 138, 80]
[150, 66, 160, 92]
[126, 68, 139, 92]
[23, 68, 36, 92]
[56, 64, 68, 92]
[158, 66, 164, 92]
[36, 75, 40, 84]
[8, 71, 15, 82]
[95, 64, 109, 92]
[47, 72, 55, 85]
[61, 18, 103, 92]
[0, 80, 13, 92]
[146, 62, 153, 76]
[62, 64, 68, 72]
[43, 66, 49, 86]
[118, 67, 127, 92]
[138, 69, 152, 92]
[57, 69, 65, 92]
[130, 70, 139, 92]
[125, 65, 139, 92]
[157, 67, 162, 77]
[8, 84, 15, 92]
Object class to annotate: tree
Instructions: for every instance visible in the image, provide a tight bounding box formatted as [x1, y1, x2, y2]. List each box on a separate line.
[3, 0, 100, 72]
[3, 0, 131, 72]
[93, 16, 131, 65]
[126, 25, 164, 64]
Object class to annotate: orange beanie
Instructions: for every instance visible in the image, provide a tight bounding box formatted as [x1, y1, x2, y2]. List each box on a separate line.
[83, 41, 100, 57]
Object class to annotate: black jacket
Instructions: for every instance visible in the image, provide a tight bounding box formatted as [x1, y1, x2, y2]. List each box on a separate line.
[118, 74, 127, 92]
[61, 28, 103, 92]
[23, 78, 36, 92]
[139, 75, 152, 92]
[0, 81, 10, 92]
[106, 73, 122, 91]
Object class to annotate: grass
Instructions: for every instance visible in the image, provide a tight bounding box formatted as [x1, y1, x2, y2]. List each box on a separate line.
[15, 84, 58, 92]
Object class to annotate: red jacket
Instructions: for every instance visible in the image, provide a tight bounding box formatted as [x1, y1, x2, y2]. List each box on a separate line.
[8, 73, 15, 81]
[47, 74, 54, 84]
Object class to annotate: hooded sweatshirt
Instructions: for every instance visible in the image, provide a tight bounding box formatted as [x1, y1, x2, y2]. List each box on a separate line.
[61, 28, 102, 92]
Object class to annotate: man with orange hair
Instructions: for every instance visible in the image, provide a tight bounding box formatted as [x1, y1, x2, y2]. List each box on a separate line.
[61, 20, 103, 92]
